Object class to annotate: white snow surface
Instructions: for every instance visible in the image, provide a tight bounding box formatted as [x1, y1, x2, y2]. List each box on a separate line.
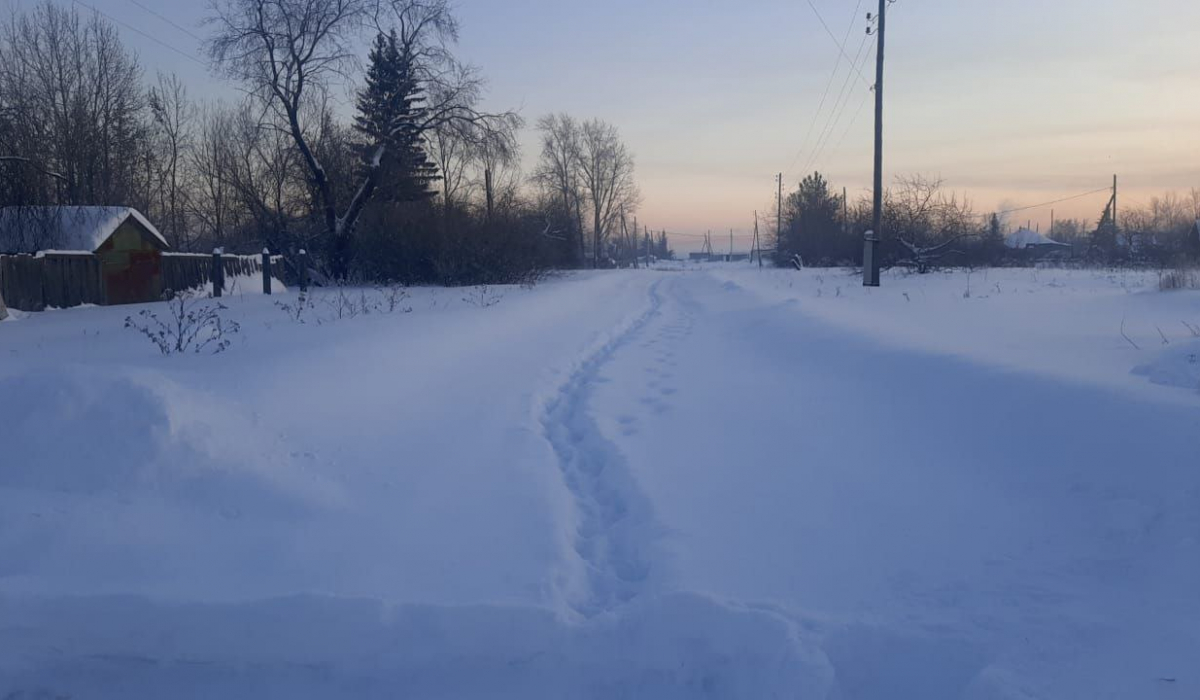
[1, 266, 1198, 699]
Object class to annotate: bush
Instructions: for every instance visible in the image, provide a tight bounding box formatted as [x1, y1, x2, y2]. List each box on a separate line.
[125, 291, 240, 355]
[1159, 267, 1200, 291]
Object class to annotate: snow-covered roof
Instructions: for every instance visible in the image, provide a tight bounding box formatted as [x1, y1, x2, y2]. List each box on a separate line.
[1005, 228, 1066, 249]
[0, 206, 168, 253]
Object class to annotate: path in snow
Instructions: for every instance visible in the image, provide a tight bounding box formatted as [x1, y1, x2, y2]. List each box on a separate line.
[589, 269, 1200, 700]
[537, 278, 665, 616]
[2, 267, 1198, 699]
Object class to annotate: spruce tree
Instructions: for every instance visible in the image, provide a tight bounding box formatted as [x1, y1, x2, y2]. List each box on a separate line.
[354, 31, 439, 202]
[983, 213, 1006, 263]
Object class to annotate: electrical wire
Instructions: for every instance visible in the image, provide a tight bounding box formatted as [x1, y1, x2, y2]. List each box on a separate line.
[784, 0, 864, 179]
[995, 188, 1112, 216]
[70, 0, 208, 67]
[128, 0, 204, 42]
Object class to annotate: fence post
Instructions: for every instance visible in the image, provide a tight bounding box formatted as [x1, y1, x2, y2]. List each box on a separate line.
[298, 249, 309, 292]
[211, 247, 224, 298]
[262, 248, 272, 295]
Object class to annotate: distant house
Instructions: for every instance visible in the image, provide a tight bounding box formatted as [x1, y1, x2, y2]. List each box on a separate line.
[1005, 228, 1071, 258]
[0, 206, 170, 305]
[1005, 228, 1067, 250]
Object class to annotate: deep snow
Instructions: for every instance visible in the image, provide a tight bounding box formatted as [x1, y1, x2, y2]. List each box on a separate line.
[1, 266, 1198, 699]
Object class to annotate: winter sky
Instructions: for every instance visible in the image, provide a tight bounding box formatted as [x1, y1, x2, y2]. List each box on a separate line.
[7, 0, 1199, 242]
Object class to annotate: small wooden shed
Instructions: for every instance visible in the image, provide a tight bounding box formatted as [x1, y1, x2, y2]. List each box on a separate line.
[0, 206, 170, 305]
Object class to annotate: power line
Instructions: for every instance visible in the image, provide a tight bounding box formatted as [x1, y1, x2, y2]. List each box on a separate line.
[784, 0, 864, 180]
[805, 0, 871, 87]
[802, 34, 873, 177]
[663, 230, 756, 239]
[819, 84, 872, 169]
[128, 0, 204, 42]
[70, 0, 208, 67]
[995, 188, 1111, 216]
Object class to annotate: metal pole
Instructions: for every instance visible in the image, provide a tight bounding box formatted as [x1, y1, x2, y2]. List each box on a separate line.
[864, 0, 887, 287]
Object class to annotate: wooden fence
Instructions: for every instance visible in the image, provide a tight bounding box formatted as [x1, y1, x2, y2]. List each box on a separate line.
[0, 252, 286, 312]
[162, 253, 285, 295]
[0, 253, 104, 312]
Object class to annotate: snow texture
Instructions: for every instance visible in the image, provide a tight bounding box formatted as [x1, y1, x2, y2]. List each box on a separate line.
[1, 266, 1198, 699]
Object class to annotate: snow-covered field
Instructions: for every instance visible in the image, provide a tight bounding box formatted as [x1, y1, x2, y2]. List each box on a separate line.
[1, 265, 1198, 699]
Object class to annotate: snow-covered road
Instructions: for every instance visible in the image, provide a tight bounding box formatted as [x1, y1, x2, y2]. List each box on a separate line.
[2, 267, 1198, 698]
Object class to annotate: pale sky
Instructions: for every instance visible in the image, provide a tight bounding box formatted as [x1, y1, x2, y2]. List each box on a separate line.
[9, 0, 1200, 248]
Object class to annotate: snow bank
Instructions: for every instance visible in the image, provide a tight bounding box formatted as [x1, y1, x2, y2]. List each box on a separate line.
[709, 266, 1200, 400]
[1134, 338, 1200, 393]
[0, 369, 338, 506]
[0, 592, 833, 700]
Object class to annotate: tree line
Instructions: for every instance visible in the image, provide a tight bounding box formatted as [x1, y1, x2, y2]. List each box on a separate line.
[775, 172, 1200, 270]
[0, 0, 647, 284]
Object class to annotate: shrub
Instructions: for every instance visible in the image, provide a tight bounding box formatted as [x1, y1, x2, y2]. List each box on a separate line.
[125, 291, 240, 355]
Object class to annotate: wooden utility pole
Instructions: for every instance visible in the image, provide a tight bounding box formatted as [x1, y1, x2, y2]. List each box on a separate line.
[1112, 174, 1118, 232]
[777, 173, 783, 250]
[753, 211, 763, 268]
[843, 186, 849, 238]
[484, 167, 494, 222]
[729, 229, 734, 260]
[864, 0, 888, 287]
[621, 210, 635, 269]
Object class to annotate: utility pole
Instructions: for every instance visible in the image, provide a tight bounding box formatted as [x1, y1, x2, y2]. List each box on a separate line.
[729, 229, 734, 260]
[632, 216, 640, 269]
[1112, 174, 1118, 232]
[621, 210, 633, 268]
[777, 173, 783, 252]
[843, 186, 849, 238]
[863, 0, 890, 288]
[753, 211, 763, 268]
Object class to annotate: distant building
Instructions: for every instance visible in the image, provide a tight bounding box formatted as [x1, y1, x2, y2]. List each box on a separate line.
[1005, 228, 1071, 258]
[0, 206, 170, 305]
[1004, 228, 1067, 250]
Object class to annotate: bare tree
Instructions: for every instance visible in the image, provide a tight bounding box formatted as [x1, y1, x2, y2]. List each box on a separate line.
[576, 119, 639, 267]
[533, 113, 587, 264]
[474, 117, 522, 222]
[148, 72, 194, 248]
[0, 2, 145, 208]
[887, 175, 979, 272]
[428, 118, 475, 211]
[188, 102, 250, 250]
[224, 101, 309, 251]
[207, 0, 513, 276]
